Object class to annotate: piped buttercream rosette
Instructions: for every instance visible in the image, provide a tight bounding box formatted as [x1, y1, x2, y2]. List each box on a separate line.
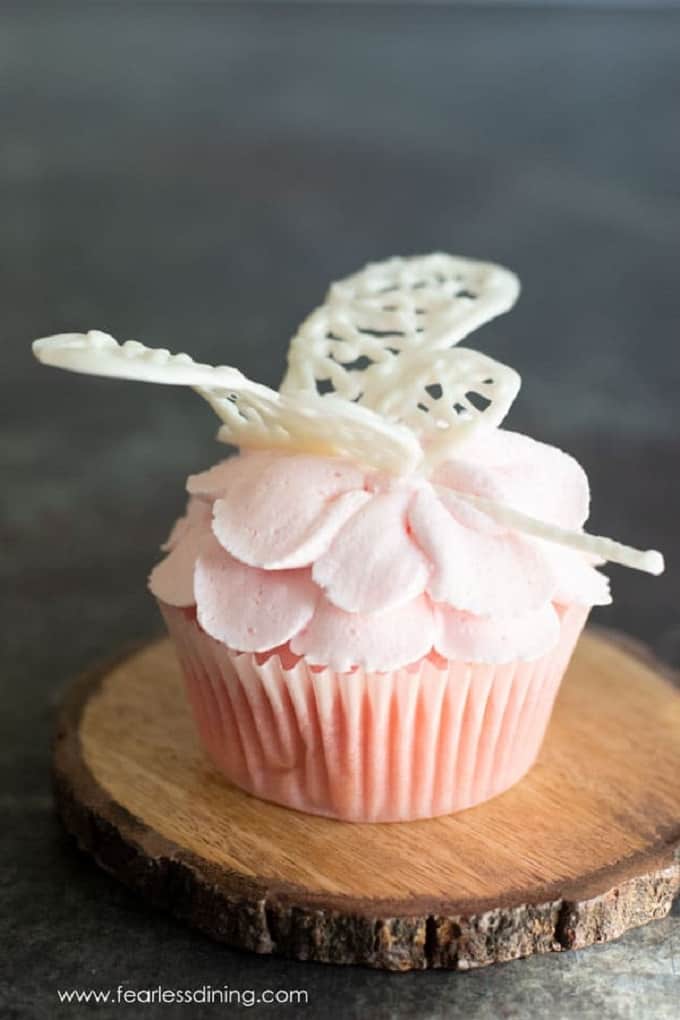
[149, 431, 611, 671]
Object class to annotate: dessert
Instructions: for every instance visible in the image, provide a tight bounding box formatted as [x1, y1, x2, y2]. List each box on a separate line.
[33, 254, 664, 822]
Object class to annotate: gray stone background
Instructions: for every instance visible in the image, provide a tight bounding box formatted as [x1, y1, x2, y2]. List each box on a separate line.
[1, 4, 678, 1018]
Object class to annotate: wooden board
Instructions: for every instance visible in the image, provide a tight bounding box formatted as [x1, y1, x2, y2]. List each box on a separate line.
[53, 629, 680, 971]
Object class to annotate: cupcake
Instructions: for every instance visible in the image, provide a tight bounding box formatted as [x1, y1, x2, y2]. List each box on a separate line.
[33, 253, 664, 822]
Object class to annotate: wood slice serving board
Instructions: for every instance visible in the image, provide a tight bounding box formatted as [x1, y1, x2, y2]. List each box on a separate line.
[53, 629, 680, 972]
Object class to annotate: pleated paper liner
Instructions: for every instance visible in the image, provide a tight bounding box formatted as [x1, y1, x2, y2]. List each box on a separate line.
[160, 602, 588, 822]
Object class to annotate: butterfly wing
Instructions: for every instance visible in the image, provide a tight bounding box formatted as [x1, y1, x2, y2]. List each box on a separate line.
[281, 254, 521, 454]
[33, 331, 422, 474]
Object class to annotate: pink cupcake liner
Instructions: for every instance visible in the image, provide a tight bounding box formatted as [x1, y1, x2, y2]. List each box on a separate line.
[160, 602, 588, 822]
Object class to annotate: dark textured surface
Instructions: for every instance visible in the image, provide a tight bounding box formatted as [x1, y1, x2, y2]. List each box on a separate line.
[1, 5, 679, 1018]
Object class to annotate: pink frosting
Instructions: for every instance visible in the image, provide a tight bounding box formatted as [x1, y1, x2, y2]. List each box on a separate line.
[291, 595, 437, 673]
[149, 432, 611, 670]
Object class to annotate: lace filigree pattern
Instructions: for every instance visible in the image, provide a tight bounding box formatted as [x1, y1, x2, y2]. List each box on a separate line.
[281, 254, 520, 444]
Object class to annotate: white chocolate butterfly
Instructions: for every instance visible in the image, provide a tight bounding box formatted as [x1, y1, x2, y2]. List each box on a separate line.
[32, 254, 664, 576]
[282, 253, 521, 450]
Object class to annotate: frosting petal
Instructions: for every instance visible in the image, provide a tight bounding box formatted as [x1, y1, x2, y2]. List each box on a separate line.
[435, 603, 561, 663]
[194, 535, 318, 651]
[435, 485, 506, 536]
[149, 532, 203, 607]
[408, 486, 556, 616]
[186, 458, 244, 499]
[161, 496, 211, 551]
[433, 429, 590, 529]
[312, 489, 431, 613]
[542, 544, 612, 606]
[150, 499, 212, 606]
[291, 595, 436, 672]
[197, 451, 367, 569]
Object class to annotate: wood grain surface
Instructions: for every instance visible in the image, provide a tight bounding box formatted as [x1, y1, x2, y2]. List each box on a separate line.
[53, 629, 680, 971]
